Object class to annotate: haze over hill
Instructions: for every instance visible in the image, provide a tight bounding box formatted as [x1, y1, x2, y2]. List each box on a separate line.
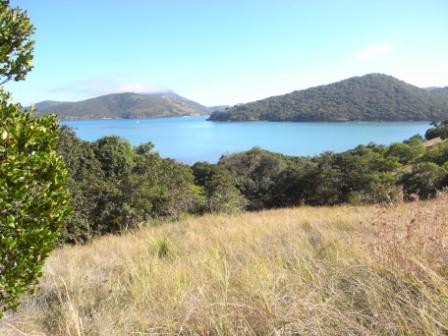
[209, 74, 448, 122]
[35, 92, 227, 120]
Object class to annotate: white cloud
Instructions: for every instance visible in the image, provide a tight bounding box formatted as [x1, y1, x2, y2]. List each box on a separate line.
[355, 43, 396, 61]
[51, 79, 169, 99]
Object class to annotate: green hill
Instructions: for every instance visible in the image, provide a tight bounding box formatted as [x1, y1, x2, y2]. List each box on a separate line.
[209, 74, 448, 122]
[35, 92, 219, 120]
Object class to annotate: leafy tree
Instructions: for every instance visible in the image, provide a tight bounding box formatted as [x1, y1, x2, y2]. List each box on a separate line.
[386, 141, 424, 164]
[363, 172, 401, 204]
[425, 120, 448, 140]
[422, 142, 448, 165]
[0, 1, 34, 85]
[219, 148, 289, 209]
[128, 155, 199, 220]
[192, 162, 246, 213]
[57, 126, 103, 180]
[308, 152, 343, 205]
[401, 162, 447, 199]
[94, 136, 135, 179]
[0, 1, 69, 316]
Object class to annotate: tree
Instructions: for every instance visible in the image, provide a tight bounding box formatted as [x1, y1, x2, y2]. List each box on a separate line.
[192, 162, 246, 213]
[386, 141, 424, 164]
[127, 156, 199, 221]
[0, 1, 34, 85]
[0, 1, 69, 316]
[401, 162, 447, 199]
[94, 136, 135, 179]
[425, 120, 448, 140]
[219, 148, 288, 209]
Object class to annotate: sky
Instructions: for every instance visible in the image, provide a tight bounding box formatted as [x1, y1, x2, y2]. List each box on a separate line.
[6, 0, 448, 106]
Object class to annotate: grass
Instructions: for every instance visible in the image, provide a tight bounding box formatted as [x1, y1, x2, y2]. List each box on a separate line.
[424, 137, 446, 147]
[1, 195, 448, 335]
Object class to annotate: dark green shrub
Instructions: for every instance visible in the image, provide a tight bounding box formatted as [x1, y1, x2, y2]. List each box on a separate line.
[401, 162, 447, 199]
[0, 99, 69, 315]
[0, 2, 70, 316]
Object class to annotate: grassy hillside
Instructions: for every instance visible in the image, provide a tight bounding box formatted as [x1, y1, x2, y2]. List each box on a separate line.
[35, 92, 212, 120]
[209, 74, 448, 122]
[1, 196, 448, 335]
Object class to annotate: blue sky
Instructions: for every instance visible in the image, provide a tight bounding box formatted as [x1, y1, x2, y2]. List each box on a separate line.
[7, 0, 448, 106]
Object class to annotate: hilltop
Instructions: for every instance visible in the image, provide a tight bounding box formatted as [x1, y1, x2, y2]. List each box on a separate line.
[1, 196, 447, 335]
[34, 92, 226, 120]
[209, 74, 448, 122]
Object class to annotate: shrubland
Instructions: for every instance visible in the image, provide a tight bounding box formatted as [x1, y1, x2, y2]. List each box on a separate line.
[55, 123, 448, 243]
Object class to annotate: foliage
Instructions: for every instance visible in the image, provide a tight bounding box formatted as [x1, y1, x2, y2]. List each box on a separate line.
[209, 74, 448, 122]
[93, 136, 135, 179]
[0, 1, 34, 84]
[425, 120, 448, 140]
[0, 2, 69, 317]
[422, 141, 448, 165]
[400, 162, 447, 199]
[386, 138, 425, 164]
[218, 148, 290, 209]
[57, 133, 201, 241]
[126, 155, 199, 221]
[57, 125, 448, 243]
[0, 96, 69, 316]
[192, 162, 246, 213]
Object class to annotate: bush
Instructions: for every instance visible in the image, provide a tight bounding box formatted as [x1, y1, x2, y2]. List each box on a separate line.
[401, 162, 447, 199]
[0, 2, 70, 317]
[0, 98, 69, 315]
[425, 120, 448, 140]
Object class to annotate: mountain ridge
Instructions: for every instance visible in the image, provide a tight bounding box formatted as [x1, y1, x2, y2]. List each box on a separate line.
[35, 92, 227, 120]
[209, 74, 448, 122]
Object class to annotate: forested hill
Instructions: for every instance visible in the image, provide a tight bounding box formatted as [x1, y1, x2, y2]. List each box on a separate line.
[35, 92, 223, 120]
[208, 74, 448, 122]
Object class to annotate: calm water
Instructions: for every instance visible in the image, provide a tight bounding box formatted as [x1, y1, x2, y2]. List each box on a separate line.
[64, 116, 430, 163]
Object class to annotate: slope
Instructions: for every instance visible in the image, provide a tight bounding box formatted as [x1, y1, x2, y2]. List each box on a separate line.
[1, 195, 448, 335]
[35, 92, 211, 120]
[209, 74, 448, 122]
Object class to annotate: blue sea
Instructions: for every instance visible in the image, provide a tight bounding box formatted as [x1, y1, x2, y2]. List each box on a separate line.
[63, 116, 430, 163]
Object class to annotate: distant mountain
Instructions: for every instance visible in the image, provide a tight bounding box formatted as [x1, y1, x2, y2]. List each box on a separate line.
[208, 105, 229, 112]
[35, 100, 66, 110]
[425, 86, 448, 99]
[209, 74, 448, 122]
[425, 86, 448, 93]
[34, 92, 215, 120]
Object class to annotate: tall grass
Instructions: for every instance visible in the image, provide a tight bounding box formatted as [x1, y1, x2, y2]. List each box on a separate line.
[1, 195, 448, 335]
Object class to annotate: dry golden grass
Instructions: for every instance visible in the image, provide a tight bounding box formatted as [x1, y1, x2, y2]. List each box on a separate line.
[1, 195, 448, 335]
[424, 137, 447, 147]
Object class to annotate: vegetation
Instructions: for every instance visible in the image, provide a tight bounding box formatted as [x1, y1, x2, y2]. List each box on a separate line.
[209, 74, 448, 122]
[425, 120, 448, 140]
[34, 92, 223, 120]
[52, 123, 448, 245]
[2, 0, 448, 333]
[57, 127, 194, 242]
[1, 195, 448, 335]
[0, 1, 69, 317]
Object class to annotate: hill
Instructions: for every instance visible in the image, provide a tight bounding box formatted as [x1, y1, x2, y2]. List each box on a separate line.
[34, 92, 216, 120]
[426, 86, 448, 95]
[1, 195, 448, 335]
[209, 74, 448, 122]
